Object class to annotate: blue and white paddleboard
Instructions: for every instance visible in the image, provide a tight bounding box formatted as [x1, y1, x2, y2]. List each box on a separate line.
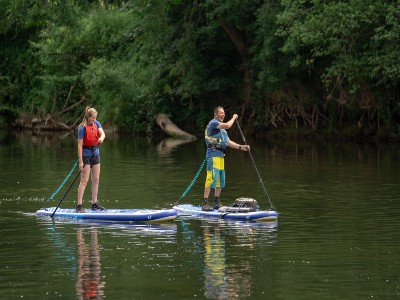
[173, 204, 278, 221]
[36, 207, 177, 222]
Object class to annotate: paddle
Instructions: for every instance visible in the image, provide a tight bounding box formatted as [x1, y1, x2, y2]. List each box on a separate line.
[235, 120, 277, 211]
[50, 146, 97, 218]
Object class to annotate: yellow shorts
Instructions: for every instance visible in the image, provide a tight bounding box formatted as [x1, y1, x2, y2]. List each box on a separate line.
[205, 157, 225, 188]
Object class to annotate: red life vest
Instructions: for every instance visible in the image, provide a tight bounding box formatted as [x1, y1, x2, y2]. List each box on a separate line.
[83, 122, 99, 147]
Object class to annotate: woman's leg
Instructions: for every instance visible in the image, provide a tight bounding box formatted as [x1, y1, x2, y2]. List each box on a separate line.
[90, 164, 101, 204]
[77, 165, 91, 206]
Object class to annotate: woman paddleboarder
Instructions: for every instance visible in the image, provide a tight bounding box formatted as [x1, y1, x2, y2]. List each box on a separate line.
[76, 106, 106, 213]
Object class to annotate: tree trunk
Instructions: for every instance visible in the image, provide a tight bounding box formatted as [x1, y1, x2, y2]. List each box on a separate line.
[219, 19, 254, 133]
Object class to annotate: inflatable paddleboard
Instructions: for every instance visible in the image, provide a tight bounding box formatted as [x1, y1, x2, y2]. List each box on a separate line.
[173, 204, 278, 221]
[36, 207, 177, 222]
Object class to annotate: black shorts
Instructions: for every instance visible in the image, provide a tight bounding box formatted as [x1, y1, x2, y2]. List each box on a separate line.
[83, 155, 100, 168]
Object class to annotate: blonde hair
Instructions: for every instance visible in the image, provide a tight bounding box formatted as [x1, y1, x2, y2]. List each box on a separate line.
[80, 106, 98, 126]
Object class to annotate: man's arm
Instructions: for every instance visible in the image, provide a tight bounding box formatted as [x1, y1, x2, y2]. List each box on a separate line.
[216, 114, 238, 129]
[228, 140, 250, 151]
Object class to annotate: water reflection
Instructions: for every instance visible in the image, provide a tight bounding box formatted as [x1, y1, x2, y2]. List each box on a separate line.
[203, 224, 228, 299]
[200, 220, 278, 299]
[156, 138, 196, 157]
[76, 227, 105, 299]
[107, 222, 178, 238]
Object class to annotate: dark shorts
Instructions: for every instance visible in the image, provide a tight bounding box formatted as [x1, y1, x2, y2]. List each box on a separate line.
[83, 155, 100, 168]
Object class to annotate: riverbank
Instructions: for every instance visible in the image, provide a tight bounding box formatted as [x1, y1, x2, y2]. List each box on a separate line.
[253, 125, 398, 143]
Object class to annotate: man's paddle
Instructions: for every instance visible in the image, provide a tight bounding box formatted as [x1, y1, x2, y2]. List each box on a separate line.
[50, 147, 97, 218]
[235, 120, 277, 211]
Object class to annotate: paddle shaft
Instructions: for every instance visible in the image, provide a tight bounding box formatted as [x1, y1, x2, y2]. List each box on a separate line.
[175, 158, 206, 206]
[235, 120, 276, 211]
[50, 147, 97, 218]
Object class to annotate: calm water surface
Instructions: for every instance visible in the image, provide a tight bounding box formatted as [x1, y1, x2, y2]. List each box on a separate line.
[0, 131, 399, 299]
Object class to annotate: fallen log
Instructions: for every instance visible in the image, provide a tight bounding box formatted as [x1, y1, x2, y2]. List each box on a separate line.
[14, 114, 72, 131]
[155, 113, 197, 140]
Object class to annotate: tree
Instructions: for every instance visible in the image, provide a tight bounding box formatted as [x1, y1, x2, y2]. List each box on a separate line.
[276, 0, 400, 131]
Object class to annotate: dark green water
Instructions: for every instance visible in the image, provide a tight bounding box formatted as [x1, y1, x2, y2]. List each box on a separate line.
[0, 131, 399, 299]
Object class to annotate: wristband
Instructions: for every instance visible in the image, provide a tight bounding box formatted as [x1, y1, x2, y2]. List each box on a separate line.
[239, 145, 242, 150]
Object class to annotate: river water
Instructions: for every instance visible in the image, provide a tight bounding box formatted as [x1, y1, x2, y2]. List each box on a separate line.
[0, 130, 399, 299]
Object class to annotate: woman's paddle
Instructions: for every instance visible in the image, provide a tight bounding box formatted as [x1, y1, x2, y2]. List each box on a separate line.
[235, 120, 277, 211]
[50, 147, 97, 218]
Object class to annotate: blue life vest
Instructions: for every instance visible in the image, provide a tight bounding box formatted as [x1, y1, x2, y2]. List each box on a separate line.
[205, 121, 228, 149]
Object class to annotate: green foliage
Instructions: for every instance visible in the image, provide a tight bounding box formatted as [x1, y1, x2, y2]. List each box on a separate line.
[0, 0, 46, 119]
[0, 0, 399, 139]
[277, 0, 400, 89]
[253, 1, 289, 91]
[80, 2, 175, 133]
